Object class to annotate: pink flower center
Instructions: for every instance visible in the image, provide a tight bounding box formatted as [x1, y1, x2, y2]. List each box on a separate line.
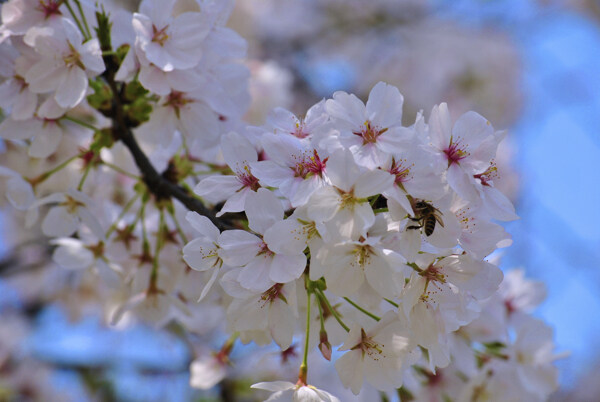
[165, 91, 192, 115]
[292, 121, 310, 139]
[473, 162, 498, 187]
[37, 1, 62, 19]
[260, 283, 284, 304]
[237, 165, 260, 191]
[152, 25, 170, 46]
[443, 139, 469, 165]
[293, 150, 327, 179]
[353, 121, 387, 145]
[351, 329, 384, 360]
[389, 158, 414, 186]
[420, 264, 447, 284]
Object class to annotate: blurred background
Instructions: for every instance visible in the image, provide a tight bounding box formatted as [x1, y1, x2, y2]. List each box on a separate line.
[1, 0, 599, 400]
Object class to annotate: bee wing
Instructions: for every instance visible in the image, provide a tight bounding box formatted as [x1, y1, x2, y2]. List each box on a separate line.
[434, 213, 445, 227]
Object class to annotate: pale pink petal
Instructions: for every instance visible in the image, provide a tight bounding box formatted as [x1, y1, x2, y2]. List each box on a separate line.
[185, 211, 220, 240]
[42, 206, 79, 237]
[55, 66, 87, 108]
[269, 254, 306, 284]
[29, 122, 62, 158]
[245, 188, 283, 234]
[354, 169, 394, 198]
[219, 230, 261, 266]
[366, 81, 404, 128]
[269, 300, 294, 349]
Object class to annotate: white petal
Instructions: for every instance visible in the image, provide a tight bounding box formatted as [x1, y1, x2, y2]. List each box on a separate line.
[185, 211, 220, 240]
[307, 187, 340, 223]
[221, 131, 257, 169]
[77, 207, 105, 240]
[353, 169, 394, 199]
[325, 149, 360, 192]
[55, 67, 87, 108]
[446, 163, 479, 201]
[197, 268, 220, 302]
[246, 188, 283, 234]
[237, 256, 274, 292]
[219, 230, 261, 266]
[251, 381, 295, 392]
[29, 122, 62, 158]
[326, 92, 366, 130]
[183, 238, 219, 271]
[483, 186, 519, 221]
[452, 111, 493, 150]
[80, 39, 105, 74]
[269, 299, 295, 350]
[263, 218, 307, 255]
[269, 254, 306, 284]
[12, 89, 37, 120]
[194, 175, 242, 203]
[366, 81, 404, 128]
[428, 103, 452, 149]
[6, 176, 35, 210]
[52, 242, 94, 270]
[42, 206, 79, 237]
[335, 350, 364, 395]
[139, 65, 171, 95]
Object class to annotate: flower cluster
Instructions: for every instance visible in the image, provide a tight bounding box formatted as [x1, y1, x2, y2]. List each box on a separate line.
[0, 0, 560, 400]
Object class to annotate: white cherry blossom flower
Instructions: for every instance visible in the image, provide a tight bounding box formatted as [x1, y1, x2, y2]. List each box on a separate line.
[227, 281, 298, 350]
[0, 39, 38, 120]
[0, 166, 35, 210]
[0, 0, 64, 37]
[24, 17, 105, 108]
[312, 234, 407, 298]
[325, 81, 413, 168]
[428, 103, 505, 202]
[251, 380, 341, 402]
[51, 237, 123, 284]
[307, 148, 393, 239]
[219, 189, 306, 292]
[262, 100, 330, 144]
[252, 133, 329, 207]
[138, 89, 220, 147]
[335, 311, 412, 395]
[195, 131, 261, 216]
[190, 353, 227, 390]
[31, 188, 104, 239]
[132, 0, 213, 72]
[182, 211, 226, 301]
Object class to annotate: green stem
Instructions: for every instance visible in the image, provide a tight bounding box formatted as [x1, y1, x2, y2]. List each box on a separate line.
[343, 297, 381, 321]
[299, 287, 311, 385]
[105, 193, 140, 237]
[315, 288, 349, 332]
[168, 208, 188, 244]
[407, 262, 422, 273]
[384, 298, 399, 308]
[73, 0, 92, 39]
[102, 161, 139, 179]
[63, 115, 98, 132]
[150, 210, 166, 288]
[64, 1, 88, 40]
[140, 202, 148, 246]
[77, 160, 93, 190]
[317, 294, 326, 333]
[28, 153, 81, 186]
[373, 208, 389, 214]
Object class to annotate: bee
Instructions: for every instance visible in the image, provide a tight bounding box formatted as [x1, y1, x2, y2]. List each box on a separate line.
[407, 198, 444, 236]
